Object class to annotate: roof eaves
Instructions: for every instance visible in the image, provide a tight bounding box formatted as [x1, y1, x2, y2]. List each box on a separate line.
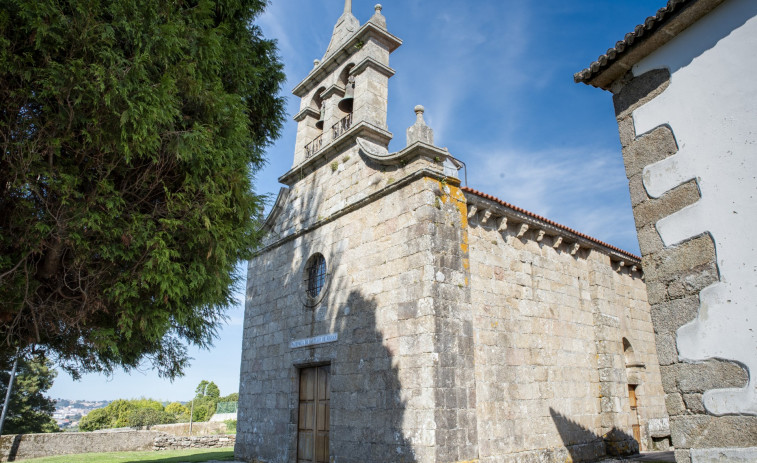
[462, 186, 641, 263]
[574, 0, 724, 90]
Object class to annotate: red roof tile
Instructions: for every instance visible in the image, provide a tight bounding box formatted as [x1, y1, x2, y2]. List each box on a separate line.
[461, 186, 641, 261]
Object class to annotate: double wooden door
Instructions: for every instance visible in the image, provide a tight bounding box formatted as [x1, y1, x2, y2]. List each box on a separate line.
[298, 365, 330, 463]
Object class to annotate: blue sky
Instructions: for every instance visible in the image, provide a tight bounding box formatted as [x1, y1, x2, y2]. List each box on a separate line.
[49, 0, 667, 402]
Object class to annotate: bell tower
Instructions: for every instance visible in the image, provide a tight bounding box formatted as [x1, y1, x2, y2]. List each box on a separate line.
[289, 2, 401, 169]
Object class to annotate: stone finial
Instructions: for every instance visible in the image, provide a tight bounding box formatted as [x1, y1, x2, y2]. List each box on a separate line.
[370, 3, 387, 29]
[344, 0, 352, 13]
[314, 59, 320, 68]
[406, 105, 434, 146]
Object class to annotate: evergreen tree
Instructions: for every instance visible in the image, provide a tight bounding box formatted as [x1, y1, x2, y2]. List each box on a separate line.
[205, 381, 220, 399]
[195, 380, 211, 398]
[0, 0, 285, 378]
[191, 379, 220, 421]
[0, 355, 58, 435]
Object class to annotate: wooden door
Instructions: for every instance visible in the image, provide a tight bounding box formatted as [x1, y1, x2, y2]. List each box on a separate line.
[628, 385, 641, 447]
[298, 365, 330, 463]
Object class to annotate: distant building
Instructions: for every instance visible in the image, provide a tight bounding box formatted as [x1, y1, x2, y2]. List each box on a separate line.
[237, 2, 669, 462]
[576, 0, 757, 462]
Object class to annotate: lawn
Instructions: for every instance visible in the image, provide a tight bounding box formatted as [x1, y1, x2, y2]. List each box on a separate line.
[17, 447, 235, 463]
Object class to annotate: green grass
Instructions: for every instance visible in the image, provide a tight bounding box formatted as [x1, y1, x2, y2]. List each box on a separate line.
[18, 447, 235, 463]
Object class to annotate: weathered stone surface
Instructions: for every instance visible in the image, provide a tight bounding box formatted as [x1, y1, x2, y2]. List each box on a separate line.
[675, 448, 692, 463]
[670, 415, 757, 449]
[0, 430, 166, 462]
[650, 296, 700, 334]
[642, 235, 716, 286]
[153, 434, 235, 451]
[612, 68, 671, 118]
[665, 393, 686, 416]
[691, 447, 757, 462]
[631, 179, 699, 228]
[623, 125, 679, 179]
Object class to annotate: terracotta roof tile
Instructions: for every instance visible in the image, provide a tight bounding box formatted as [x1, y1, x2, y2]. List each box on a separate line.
[461, 186, 641, 261]
[574, 0, 691, 86]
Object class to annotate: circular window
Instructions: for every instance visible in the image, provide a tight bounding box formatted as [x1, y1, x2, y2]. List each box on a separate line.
[302, 253, 329, 307]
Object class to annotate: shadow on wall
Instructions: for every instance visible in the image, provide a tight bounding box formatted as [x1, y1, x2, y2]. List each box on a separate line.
[325, 289, 418, 463]
[285, 165, 417, 460]
[6, 434, 21, 461]
[550, 408, 638, 461]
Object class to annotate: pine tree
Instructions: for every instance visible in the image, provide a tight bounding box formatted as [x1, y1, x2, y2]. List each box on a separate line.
[0, 355, 58, 435]
[0, 0, 285, 378]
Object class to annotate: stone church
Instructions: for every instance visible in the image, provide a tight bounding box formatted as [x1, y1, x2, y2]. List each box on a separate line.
[236, 3, 670, 462]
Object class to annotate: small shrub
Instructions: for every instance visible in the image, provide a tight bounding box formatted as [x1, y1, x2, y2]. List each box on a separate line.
[127, 408, 176, 430]
[224, 419, 237, 434]
[330, 161, 339, 172]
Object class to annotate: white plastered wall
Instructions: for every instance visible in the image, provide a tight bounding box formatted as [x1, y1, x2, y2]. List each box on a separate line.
[631, 0, 757, 418]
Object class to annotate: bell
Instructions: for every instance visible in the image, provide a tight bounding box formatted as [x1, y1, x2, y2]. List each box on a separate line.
[338, 76, 355, 113]
[315, 104, 325, 130]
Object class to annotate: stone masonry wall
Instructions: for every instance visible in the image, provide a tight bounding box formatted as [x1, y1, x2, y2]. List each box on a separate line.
[0, 430, 161, 462]
[152, 420, 229, 436]
[613, 68, 757, 463]
[153, 434, 235, 451]
[237, 141, 476, 463]
[467, 213, 667, 462]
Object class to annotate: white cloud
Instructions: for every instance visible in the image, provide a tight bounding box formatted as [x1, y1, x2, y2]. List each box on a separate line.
[464, 145, 639, 253]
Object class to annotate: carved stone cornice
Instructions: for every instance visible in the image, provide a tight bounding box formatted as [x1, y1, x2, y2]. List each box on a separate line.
[293, 107, 320, 122]
[292, 22, 402, 98]
[279, 121, 393, 186]
[350, 56, 396, 79]
[464, 189, 643, 272]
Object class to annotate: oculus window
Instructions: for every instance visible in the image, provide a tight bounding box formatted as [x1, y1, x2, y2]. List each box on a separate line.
[305, 253, 327, 299]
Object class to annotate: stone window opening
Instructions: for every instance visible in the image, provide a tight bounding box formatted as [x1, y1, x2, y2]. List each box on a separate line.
[337, 64, 355, 115]
[305, 88, 327, 158]
[312, 87, 326, 132]
[623, 337, 643, 368]
[305, 253, 327, 298]
[301, 253, 330, 308]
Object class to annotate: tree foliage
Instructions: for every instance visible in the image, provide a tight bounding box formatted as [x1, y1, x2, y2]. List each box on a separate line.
[0, 0, 285, 378]
[78, 397, 173, 431]
[191, 396, 217, 422]
[126, 408, 175, 429]
[78, 407, 110, 432]
[190, 379, 229, 421]
[165, 401, 189, 417]
[0, 353, 58, 434]
[195, 380, 210, 398]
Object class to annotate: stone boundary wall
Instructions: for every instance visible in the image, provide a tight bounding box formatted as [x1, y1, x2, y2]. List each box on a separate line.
[209, 412, 237, 422]
[0, 430, 160, 462]
[153, 434, 235, 451]
[0, 430, 235, 461]
[152, 421, 229, 436]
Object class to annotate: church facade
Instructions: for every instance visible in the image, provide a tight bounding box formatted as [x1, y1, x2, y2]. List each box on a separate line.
[236, 3, 669, 463]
